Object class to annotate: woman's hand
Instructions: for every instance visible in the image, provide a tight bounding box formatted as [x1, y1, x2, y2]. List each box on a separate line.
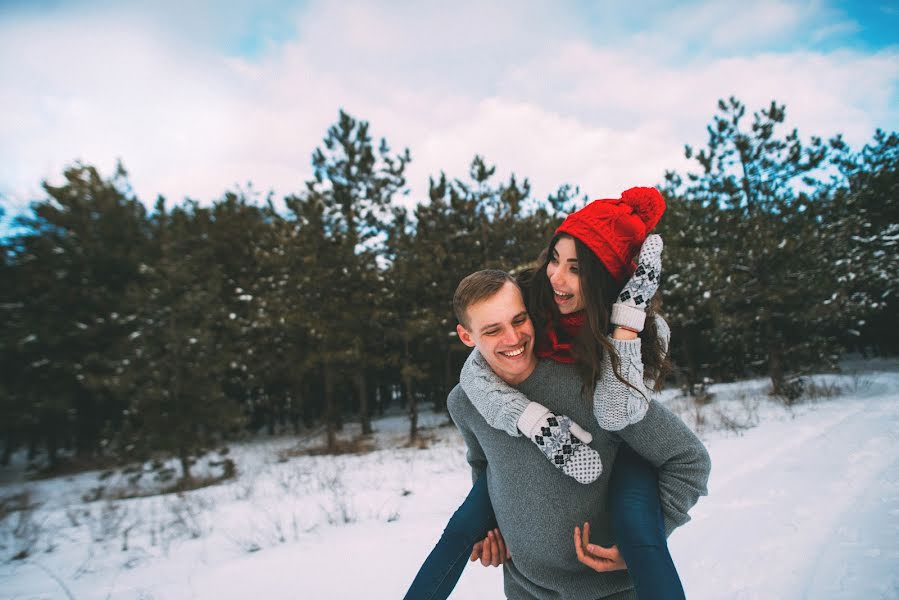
[470, 528, 510, 567]
[573, 521, 627, 572]
[611, 234, 663, 333]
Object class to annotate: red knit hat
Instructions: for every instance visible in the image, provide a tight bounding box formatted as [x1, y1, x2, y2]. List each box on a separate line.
[555, 187, 665, 283]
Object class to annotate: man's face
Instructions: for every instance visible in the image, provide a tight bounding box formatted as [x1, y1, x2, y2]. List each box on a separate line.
[456, 281, 537, 386]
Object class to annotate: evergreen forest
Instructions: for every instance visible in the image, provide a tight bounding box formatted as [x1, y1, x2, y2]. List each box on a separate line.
[2, 98, 897, 481]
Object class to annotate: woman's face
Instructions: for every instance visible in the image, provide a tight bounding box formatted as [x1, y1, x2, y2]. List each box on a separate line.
[546, 236, 585, 314]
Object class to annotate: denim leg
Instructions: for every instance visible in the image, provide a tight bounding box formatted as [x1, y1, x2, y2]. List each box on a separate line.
[403, 473, 497, 600]
[609, 444, 686, 600]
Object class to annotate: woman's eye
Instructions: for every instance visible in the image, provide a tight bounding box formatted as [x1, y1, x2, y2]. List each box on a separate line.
[570, 267, 579, 274]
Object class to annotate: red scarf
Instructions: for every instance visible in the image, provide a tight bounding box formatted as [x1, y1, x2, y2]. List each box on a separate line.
[536, 311, 585, 364]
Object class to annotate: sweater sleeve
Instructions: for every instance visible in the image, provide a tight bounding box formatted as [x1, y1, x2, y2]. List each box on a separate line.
[593, 315, 670, 431]
[458, 347, 528, 437]
[615, 401, 711, 536]
[447, 388, 490, 484]
[597, 316, 710, 535]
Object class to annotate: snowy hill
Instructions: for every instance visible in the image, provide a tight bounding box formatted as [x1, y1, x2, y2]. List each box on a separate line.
[2, 360, 898, 599]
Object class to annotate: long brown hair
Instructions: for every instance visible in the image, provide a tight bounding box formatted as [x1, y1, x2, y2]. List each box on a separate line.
[518, 233, 672, 397]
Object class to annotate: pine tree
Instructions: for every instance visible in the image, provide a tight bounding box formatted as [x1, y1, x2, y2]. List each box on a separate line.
[2, 163, 150, 465]
[828, 129, 899, 355]
[305, 110, 410, 448]
[656, 175, 724, 389]
[117, 198, 243, 484]
[676, 98, 841, 394]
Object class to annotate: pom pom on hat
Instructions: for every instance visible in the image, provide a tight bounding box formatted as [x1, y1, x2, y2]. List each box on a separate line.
[620, 187, 665, 232]
[555, 187, 665, 283]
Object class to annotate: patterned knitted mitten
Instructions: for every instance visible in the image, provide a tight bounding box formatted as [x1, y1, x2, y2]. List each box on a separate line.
[611, 234, 663, 332]
[517, 402, 603, 484]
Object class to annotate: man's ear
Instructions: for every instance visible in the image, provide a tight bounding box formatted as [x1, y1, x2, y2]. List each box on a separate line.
[456, 323, 476, 348]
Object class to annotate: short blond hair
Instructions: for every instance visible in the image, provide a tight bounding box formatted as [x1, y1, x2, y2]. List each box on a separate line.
[453, 269, 517, 329]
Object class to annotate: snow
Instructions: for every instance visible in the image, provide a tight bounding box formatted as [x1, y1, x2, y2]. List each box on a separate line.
[2, 360, 898, 599]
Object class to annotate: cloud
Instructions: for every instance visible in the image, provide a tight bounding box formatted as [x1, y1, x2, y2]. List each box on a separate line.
[659, 0, 805, 50]
[810, 20, 862, 43]
[1, 0, 897, 222]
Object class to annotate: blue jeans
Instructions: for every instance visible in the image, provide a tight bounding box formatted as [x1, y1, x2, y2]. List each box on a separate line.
[609, 444, 685, 600]
[403, 474, 497, 600]
[403, 445, 684, 600]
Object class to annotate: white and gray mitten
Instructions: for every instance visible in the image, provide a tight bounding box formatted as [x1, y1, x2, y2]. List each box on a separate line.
[460, 348, 602, 484]
[611, 234, 663, 332]
[516, 402, 603, 484]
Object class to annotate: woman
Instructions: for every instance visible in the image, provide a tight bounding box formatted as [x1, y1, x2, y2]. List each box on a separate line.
[404, 187, 705, 600]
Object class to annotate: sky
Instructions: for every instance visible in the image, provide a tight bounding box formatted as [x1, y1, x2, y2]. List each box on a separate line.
[1, 0, 898, 229]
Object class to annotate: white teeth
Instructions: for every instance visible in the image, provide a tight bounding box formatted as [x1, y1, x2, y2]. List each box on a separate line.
[554, 289, 572, 298]
[501, 345, 525, 357]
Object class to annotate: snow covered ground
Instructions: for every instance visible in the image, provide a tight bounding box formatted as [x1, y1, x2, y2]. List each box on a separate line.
[1, 358, 898, 599]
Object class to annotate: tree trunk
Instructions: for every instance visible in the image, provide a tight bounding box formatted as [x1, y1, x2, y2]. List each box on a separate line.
[0, 431, 13, 466]
[179, 450, 193, 484]
[290, 380, 304, 434]
[682, 328, 700, 395]
[442, 344, 453, 412]
[46, 429, 59, 469]
[324, 361, 337, 452]
[357, 372, 372, 435]
[404, 339, 417, 442]
[266, 401, 276, 436]
[765, 317, 785, 396]
[406, 373, 417, 442]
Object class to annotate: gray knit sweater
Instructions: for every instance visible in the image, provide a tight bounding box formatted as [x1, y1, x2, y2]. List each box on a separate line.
[448, 323, 710, 599]
[460, 316, 709, 534]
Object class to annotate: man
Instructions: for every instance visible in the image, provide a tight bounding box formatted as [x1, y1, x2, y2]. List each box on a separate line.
[448, 269, 708, 599]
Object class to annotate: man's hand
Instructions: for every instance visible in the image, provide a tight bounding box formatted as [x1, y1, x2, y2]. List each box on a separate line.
[470, 528, 510, 567]
[573, 521, 627, 572]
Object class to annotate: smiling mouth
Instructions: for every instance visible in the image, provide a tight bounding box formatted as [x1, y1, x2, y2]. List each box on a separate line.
[499, 344, 526, 357]
[553, 289, 574, 300]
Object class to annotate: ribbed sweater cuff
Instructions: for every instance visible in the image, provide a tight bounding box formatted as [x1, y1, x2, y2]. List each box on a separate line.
[517, 401, 550, 438]
[610, 335, 642, 358]
[500, 397, 530, 436]
[611, 303, 646, 332]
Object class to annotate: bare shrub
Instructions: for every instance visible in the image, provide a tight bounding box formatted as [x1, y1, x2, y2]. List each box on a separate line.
[274, 468, 309, 496]
[681, 380, 715, 405]
[712, 394, 761, 436]
[143, 493, 214, 555]
[231, 481, 254, 502]
[164, 493, 210, 541]
[691, 401, 706, 436]
[772, 377, 805, 405]
[225, 532, 262, 554]
[88, 500, 128, 543]
[223, 503, 316, 554]
[848, 372, 873, 395]
[290, 436, 376, 458]
[803, 379, 843, 402]
[317, 465, 356, 525]
[0, 490, 45, 561]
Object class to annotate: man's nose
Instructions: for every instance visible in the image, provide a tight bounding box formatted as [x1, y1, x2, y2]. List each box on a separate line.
[501, 328, 520, 346]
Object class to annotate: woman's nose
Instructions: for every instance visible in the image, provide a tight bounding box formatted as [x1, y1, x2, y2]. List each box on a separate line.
[550, 268, 563, 287]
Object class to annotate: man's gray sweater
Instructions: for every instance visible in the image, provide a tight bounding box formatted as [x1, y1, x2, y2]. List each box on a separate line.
[447, 356, 710, 600]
